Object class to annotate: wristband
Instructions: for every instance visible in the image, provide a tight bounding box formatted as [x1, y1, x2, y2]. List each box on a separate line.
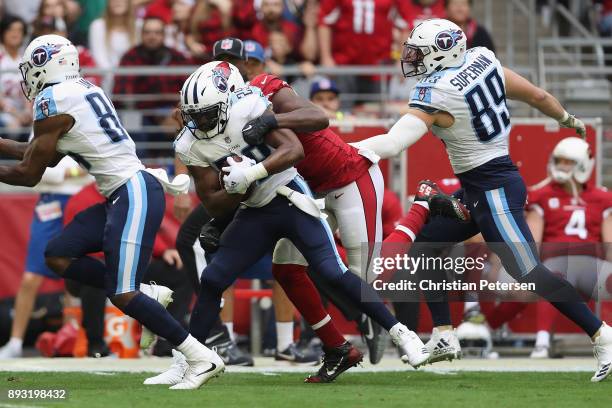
[245, 162, 269, 184]
[262, 111, 279, 129]
[559, 111, 570, 123]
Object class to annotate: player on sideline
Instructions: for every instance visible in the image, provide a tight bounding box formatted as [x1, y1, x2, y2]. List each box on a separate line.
[0, 35, 222, 385]
[352, 18, 612, 381]
[165, 61, 430, 389]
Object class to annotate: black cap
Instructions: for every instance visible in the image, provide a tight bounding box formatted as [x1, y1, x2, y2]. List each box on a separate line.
[212, 37, 245, 60]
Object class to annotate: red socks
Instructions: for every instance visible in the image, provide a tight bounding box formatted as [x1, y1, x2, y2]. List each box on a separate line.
[272, 263, 346, 348]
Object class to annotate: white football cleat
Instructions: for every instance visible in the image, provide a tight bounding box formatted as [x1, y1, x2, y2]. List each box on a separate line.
[425, 328, 462, 364]
[530, 345, 550, 359]
[169, 352, 225, 390]
[591, 322, 612, 382]
[139, 282, 174, 350]
[0, 341, 22, 359]
[389, 323, 430, 368]
[143, 349, 188, 385]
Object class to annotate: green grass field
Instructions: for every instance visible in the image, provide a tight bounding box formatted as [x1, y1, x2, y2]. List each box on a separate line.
[1, 371, 611, 408]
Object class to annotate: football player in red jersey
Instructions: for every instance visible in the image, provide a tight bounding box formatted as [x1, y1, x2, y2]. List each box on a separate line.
[526, 137, 612, 358]
[241, 41, 466, 370]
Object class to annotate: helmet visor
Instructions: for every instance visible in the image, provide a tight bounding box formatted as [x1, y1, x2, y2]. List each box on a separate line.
[18, 62, 33, 100]
[182, 101, 228, 139]
[400, 43, 429, 78]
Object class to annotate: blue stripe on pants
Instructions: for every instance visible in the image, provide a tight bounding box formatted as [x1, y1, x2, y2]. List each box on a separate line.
[292, 177, 348, 273]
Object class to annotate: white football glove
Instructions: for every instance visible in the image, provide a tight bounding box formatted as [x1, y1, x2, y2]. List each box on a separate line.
[222, 156, 256, 194]
[559, 111, 586, 139]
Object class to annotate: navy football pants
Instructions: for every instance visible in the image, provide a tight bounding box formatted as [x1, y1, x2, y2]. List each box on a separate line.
[46, 171, 165, 296]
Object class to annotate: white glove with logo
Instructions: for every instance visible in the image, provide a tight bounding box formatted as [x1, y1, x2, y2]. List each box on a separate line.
[222, 155, 268, 194]
[559, 111, 586, 139]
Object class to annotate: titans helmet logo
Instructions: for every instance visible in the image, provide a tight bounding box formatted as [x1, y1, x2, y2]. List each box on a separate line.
[435, 30, 463, 51]
[212, 62, 231, 93]
[31, 44, 63, 67]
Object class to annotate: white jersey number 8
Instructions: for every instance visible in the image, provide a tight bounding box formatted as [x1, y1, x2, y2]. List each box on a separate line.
[465, 70, 511, 143]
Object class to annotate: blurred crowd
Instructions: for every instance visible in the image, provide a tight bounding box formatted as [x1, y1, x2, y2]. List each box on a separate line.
[0, 0, 610, 142]
[0, 0, 500, 141]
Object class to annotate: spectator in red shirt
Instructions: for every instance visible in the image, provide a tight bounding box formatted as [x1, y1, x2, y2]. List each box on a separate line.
[113, 16, 191, 149]
[445, 0, 495, 52]
[250, 0, 300, 50]
[318, 0, 414, 104]
[401, 0, 446, 31]
[185, 0, 255, 59]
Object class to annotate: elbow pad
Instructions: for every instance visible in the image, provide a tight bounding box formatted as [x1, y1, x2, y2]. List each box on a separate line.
[352, 113, 428, 159]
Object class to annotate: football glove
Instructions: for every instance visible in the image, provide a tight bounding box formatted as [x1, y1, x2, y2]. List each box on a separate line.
[199, 220, 221, 253]
[241, 110, 278, 145]
[559, 111, 586, 139]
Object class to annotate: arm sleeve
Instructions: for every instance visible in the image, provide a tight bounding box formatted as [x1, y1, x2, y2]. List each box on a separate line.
[351, 113, 429, 159]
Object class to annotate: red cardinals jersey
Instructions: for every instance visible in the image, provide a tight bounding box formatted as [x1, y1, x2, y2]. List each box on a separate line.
[398, 0, 445, 31]
[249, 74, 373, 193]
[318, 0, 410, 64]
[528, 182, 612, 244]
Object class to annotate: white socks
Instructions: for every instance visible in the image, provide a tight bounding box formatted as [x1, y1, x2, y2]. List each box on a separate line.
[177, 335, 213, 362]
[276, 322, 294, 351]
[223, 322, 234, 341]
[535, 330, 550, 348]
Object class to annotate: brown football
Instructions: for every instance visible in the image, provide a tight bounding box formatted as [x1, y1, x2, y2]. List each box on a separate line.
[218, 155, 254, 197]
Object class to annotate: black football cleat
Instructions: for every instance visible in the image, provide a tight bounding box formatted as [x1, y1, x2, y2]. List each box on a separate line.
[304, 342, 363, 383]
[206, 325, 254, 366]
[416, 180, 470, 223]
[356, 314, 387, 364]
[275, 343, 321, 365]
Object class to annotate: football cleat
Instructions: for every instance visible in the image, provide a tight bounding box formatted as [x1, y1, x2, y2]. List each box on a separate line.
[591, 322, 612, 382]
[304, 342, 363, 383]
[389, 323, 430, 368]
[357, 314, 388, 365]
[169, 351, 225, 390]
[275, 343, 321, 365]
[530, 345, 550, 359]
[205, 325, 254, 366]
[0, 341, 22, 359]
[425, 328, 462, 364]
[416, 180, 470, 223]
[139, 282, 174, 350]
[144, 349, 188, 385]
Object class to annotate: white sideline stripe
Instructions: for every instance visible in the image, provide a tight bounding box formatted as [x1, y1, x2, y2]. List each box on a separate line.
[0, 403, 44, 408]
[0, 358, 596, 373]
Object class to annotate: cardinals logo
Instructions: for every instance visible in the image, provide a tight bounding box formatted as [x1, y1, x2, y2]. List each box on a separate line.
[31, 44, 63, 67]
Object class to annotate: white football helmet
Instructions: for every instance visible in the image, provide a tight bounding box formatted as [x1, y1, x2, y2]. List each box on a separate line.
[401, 18, 467, 77]
[180, 61, 245, 139]
[548, 137, 595, 184]
[19, 34, 80, 100]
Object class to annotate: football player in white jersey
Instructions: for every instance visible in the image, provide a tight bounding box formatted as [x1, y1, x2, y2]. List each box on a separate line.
[353, 18, 612, 381]
[153, 61, 429, 389]
[0, 35, 223, 385]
